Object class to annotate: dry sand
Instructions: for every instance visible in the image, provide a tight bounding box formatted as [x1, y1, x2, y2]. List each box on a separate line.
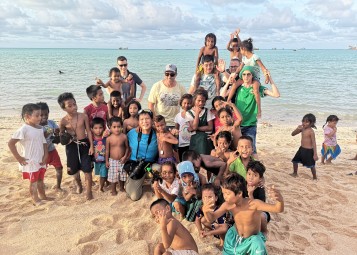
[1, 116, 357, 255]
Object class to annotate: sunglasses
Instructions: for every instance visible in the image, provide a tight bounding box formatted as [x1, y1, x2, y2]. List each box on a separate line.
[118, 64, 127, 67]
[165, 72, 176, 77]
[138, 109, 153, 118]
[242, 73, 252, 76]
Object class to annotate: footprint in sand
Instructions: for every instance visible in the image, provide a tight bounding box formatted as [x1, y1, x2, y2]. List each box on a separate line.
[310, 217, 332, 228]
[77, 229, 107, 245]
[290, 234, 310, 250]
[312, 232, 333, 251]
[91, 215, 115, 227]
[78, 242, 99, 255]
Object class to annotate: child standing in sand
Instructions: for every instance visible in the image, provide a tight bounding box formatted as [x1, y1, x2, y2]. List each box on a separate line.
[321, 115, 341, 164]
[123, 100, 141, 133]
[91, 117, 108, 192]
[291, 113, 318, 180]
[37, 102, 63, 191]
[154, 115, 178, 164]
[8, 104, 48, 205]
[105, 117, 130, 195]
[58, 92, 94, 200]
[203, 173, 284, 255]
[150, 198, 199, 255]
[84, 85, 108, 127]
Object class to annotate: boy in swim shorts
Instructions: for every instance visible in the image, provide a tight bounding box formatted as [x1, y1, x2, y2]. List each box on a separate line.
[150, 198, 199, 255]
[58, 92, 94, 200]
[203, 173, 284, 255]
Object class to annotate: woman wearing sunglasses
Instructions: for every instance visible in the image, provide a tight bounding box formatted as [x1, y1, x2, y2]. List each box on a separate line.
[148, 64, 186, 128]
[126, 109, 158, 201]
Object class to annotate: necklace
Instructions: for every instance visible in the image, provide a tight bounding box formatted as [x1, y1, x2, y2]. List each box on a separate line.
[158, 133, 164, 155]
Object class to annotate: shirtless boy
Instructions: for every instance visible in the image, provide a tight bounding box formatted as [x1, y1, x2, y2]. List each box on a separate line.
[291, 113, 318, 180]
[203, 173, 284, 255]
[96, 67, 123, 95]
[154, 115, 178, 164]
[151, 198, 199, 255]
[105, 116, 130, 195]
[57, 92, 94, 200]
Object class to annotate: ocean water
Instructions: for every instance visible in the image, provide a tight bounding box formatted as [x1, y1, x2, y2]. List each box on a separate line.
[0, 48, 356, 126]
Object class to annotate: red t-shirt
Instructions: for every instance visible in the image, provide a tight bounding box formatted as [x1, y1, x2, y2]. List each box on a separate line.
[84, 104, 108, 127]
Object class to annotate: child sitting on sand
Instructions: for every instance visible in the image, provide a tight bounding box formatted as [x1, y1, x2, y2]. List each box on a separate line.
[203, 173, 284, 255]
[321, 115, 341, 164]
[123, 100, 141, 133]
[227, 135, 255, 179]
[150, 198, 199, 255]
[195, 183, 231, 248]
[58, 92, 94, 200]
[154, 115, 178, 164]
[152, 161, 180, 203]
[105, 117, 130, 195]
[291, 113, 318, 180]
[91, 117, 108, 192]
[8, 104, 48, 205]
[173, 161, 202, 222]
[37, 102, 63, 191]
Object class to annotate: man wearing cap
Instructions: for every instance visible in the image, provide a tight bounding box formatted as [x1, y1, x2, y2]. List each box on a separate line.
[117, 56, 147, 102]
[148, 64, 186, 127]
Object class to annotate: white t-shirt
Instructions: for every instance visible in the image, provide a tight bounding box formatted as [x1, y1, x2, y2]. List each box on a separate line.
[242, 54, 261, 80]
[12, 124, 47, 173]
[174, 111, 193, 147]
[148, 80, 186, 126]
[159, 178, 180, 196]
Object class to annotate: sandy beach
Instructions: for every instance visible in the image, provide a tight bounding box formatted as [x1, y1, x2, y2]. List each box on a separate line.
[1, 116, 357, 255]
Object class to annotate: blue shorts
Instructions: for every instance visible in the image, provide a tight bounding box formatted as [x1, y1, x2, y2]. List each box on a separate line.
[94, 162, 108, 177]
[240, 125, 257, 154]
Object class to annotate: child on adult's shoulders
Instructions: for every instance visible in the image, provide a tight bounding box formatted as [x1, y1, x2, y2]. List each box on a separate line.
[154, 115, 178, 164]
[150, 198, 199, 255]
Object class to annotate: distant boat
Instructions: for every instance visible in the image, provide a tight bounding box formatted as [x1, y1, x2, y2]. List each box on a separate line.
[253, 47, 259, 50]
[272, 48, 277, 50]
[118, 47, 128, 50]
[348, 45, 357, 50]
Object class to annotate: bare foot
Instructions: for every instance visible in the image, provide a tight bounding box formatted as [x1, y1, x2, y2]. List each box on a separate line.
[119, 187, 125, 192]
[33, 200, 44, 206]
[100, 188, 105, 192]
[111, 191, 118, 196]
[326, 161, 332, 165]
[320, 161, 325, 164]
[349, 157, 357, 160]
[55, 187, 64, 192]
[77, 185, 83, 194]
[289, 173, 298, 178]
[86, 192, 93, 200]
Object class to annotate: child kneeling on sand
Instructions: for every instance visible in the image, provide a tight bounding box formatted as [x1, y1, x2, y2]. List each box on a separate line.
[151, 198, 199, 255]
[203, 173, 284, 255]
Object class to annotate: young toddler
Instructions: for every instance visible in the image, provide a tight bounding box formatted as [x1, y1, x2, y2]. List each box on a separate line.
[321, 115, 341, 164]
[291, 113, 318, 180]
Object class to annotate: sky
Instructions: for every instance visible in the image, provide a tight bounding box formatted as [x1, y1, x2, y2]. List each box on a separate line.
[0, 0, 356, 49]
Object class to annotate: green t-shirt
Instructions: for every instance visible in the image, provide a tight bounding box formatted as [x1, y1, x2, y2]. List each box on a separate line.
[229, 156, 255, 179]
[235, 85, 266, 127]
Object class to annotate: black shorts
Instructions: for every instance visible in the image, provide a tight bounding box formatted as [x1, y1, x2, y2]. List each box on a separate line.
[292, 146, 315, 168]
[66, 139, 92, 174]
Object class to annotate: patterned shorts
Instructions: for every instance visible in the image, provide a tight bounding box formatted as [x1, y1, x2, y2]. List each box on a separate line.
[108, 158, 126, 182]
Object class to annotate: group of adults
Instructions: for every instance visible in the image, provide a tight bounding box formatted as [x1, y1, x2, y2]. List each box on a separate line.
[113, 55, 280, 201]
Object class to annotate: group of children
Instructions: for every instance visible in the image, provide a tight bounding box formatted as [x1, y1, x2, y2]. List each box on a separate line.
[7, 29, 344, 254]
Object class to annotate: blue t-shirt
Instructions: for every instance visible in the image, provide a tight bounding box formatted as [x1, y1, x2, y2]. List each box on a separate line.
[42, 120, 58, 152]
[127, 129, 158, 162]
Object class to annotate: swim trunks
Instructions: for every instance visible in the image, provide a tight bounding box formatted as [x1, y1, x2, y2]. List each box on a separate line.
[94, 162, 108, 178]
[108, 158, 126, 183]
[23, 168, 46, 183]
[158, 156, 176, 164]
[292, 146, 315, 168]
[47, 149, 63, 168]
[66, 139, 92, 174]
[166, 248, 199, 255]
[223, 225, 267, 255]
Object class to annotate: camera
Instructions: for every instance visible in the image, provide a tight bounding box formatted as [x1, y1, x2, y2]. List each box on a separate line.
[146, 167, 163, 184]
[129, 159, 148, 180]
